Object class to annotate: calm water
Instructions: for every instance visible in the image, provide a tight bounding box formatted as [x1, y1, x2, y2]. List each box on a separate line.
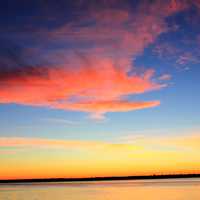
[0, 178, 200, 200]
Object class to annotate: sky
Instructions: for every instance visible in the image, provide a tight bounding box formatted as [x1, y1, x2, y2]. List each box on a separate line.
[0, 0, 200, 179]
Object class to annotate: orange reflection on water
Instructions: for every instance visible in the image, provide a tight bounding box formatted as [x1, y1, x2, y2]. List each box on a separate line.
[0, 179, 200, 200]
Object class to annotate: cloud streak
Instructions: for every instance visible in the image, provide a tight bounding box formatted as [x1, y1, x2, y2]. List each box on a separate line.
[1, 131, 200, 152]
[1, 131, 200, 178]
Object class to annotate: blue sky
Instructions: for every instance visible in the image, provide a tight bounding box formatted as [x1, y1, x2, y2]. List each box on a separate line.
[0, 0, 200, 178]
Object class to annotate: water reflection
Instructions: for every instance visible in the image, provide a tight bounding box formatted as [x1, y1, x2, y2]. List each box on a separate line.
[0, 178, 200, 200]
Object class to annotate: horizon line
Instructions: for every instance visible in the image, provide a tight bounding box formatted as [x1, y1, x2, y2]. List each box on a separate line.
[1, 173, 200, 184]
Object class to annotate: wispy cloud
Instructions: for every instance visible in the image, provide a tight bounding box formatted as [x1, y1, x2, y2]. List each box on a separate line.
[43, 118, 81, 126]
[1, 130, 200, 152]
[159, 74, 172, 81]
[176, 52, 199, 68]
[1, 132, 200, 178]
[117, 131, 200, 152]
[0, 137, 105, 150]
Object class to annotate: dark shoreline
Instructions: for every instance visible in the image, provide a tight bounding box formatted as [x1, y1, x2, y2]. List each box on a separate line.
[0, 174, 200, 184]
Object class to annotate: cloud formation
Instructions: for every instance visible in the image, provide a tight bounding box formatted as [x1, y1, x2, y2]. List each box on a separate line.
[0, 0, 189, 118]
[0, 61, 161, 118]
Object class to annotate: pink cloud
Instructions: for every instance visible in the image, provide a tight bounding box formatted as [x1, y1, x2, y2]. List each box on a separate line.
[0, 0, 189, 119]
[55, 100, 160, 120]
[153, 43, 180, 59]
[0, 137, 103, 149]
[176, 52, 199, 66]
[0, 58, 162, 118]
[159, 74, 172, 81]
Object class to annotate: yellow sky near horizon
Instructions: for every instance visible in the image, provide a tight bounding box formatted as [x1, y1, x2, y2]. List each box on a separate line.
[1, 131, 200, 179]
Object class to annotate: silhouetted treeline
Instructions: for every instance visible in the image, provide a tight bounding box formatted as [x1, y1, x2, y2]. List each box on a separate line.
[0, 174, 200, 184]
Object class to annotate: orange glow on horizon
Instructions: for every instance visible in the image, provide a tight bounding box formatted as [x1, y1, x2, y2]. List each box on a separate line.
[1, 133, 200, 180]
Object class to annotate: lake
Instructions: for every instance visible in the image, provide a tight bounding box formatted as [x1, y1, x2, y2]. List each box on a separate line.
[0, 178, 200, 200]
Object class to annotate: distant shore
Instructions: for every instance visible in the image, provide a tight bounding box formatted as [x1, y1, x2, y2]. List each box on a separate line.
[0, 174, 200, 184]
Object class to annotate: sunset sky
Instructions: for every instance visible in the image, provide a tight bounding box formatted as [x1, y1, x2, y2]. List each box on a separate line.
[0, 0, 200, 179]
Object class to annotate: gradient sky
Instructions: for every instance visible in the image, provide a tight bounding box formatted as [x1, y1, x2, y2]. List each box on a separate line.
[0, 0, 200, 179]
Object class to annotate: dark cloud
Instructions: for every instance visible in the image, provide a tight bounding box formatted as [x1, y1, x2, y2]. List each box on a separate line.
[0, 38, 50, 81]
